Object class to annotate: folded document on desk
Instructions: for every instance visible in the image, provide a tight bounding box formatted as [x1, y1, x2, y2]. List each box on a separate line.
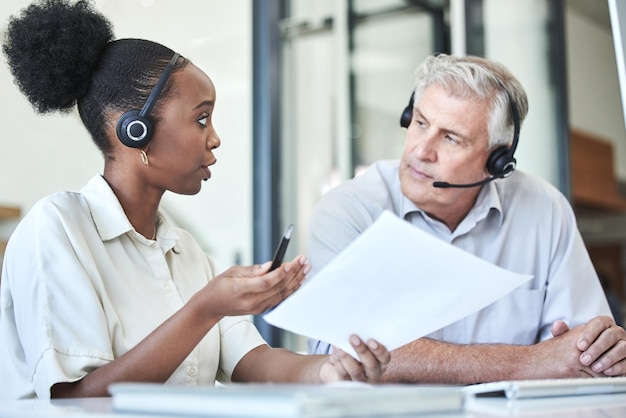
[465, 376, 626, 399]
[109, 382, 465, 417]
[265, 210, 533, 357]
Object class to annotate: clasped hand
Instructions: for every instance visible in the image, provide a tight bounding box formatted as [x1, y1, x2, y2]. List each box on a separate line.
[551, 316, 626, 377]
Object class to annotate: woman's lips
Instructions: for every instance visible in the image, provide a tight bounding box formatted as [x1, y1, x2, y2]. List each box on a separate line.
[202, 159, 217, 180]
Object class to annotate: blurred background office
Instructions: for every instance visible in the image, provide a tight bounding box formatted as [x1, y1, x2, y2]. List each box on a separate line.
[1, 0, 625, 350]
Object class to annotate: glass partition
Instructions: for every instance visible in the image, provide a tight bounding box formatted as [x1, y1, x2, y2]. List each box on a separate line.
[277, 0, 447, 350]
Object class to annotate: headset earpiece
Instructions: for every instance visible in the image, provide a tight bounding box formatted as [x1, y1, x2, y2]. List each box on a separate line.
[486, 80, 520, 178]
[115, 52, 180, 148]
[116, 110, 154, 148]
[399, 91, 415, 128]
[486, 145, 516, 178]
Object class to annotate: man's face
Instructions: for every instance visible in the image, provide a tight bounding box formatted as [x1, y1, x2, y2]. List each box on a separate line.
[399, 84, 492, 219]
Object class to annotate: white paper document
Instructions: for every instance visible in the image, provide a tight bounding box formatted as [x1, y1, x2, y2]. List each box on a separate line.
[264, 211, 533, 357]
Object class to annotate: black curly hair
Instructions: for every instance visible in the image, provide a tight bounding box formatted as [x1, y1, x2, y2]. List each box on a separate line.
[2, 0, 187, 153]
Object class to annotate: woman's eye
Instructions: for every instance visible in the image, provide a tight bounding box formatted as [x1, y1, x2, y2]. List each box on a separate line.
[198, 115, 208, 126]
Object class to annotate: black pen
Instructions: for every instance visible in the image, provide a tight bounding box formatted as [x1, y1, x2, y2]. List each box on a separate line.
[269, 224, 294, 271]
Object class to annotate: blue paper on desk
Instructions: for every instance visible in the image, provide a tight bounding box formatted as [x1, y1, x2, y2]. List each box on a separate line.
[264, 210, 533, 357]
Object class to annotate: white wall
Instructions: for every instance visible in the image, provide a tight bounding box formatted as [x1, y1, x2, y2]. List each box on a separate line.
[567, 7, 626, 180]
[0, 0, 252, 272]
[484, 0, 559, 186]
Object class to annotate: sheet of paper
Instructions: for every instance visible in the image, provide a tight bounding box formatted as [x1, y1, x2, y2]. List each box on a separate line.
[264, 210, 533, 357]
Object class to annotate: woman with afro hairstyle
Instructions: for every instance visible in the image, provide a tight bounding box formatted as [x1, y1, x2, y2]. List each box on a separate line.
[0, 0, 390, 400]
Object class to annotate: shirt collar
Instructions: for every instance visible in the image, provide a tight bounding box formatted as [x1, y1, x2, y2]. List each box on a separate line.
[399, 177, 504, 228]
[81, 175, 180, 250]
[81, 175, 134, 241]
[473, 180, 504, 226]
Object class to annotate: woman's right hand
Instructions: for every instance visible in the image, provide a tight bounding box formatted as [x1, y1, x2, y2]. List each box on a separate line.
[194, 256, 310, 317]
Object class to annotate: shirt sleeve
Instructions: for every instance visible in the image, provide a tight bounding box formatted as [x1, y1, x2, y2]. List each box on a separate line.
[216, 315, 267, 383]
[3, 199, 114, 399]
[537, 192, 612, 341]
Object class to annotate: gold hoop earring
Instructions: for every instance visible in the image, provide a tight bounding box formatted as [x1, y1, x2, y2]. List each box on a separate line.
[140, 150, 149, 166]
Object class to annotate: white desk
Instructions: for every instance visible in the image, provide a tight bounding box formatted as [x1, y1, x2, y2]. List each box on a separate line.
[2, 394, 626, 417]
[466, 393, 626, 417]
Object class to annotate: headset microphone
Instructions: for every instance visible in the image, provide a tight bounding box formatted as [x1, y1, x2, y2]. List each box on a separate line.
[433, 176, 499, 189]
[432, 151, 517, 188]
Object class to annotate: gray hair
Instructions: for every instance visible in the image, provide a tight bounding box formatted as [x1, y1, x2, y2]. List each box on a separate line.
[413, 54, 528, 150]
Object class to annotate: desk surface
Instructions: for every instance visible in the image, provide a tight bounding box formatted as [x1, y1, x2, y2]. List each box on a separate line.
[465, 393, 626, 417]
[2, 393, 626, 417]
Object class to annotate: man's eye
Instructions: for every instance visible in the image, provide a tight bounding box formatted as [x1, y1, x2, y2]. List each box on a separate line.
[444, 135, 458, 144]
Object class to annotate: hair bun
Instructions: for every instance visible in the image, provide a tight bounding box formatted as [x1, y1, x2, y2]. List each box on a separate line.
[2, 0, 114, 114]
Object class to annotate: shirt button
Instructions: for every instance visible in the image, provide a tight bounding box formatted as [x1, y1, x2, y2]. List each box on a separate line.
[164, 282, 172, 292]
[188, 366, 198, 376]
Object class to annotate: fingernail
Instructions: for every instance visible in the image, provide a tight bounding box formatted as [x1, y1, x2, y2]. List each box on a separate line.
[261, 261, 271, 270]
[578, 340, 588, 350]
[581, 354, 592, 365]
[367, 340, 378, 350]
[350, 335, 361, 346]
[303, 265, 312, 274]
[592, 361, 603, 372]
[299, 256, 307, 265]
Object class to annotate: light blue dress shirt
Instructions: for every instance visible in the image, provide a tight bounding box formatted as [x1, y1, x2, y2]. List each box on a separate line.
[307, 160, 611, 354]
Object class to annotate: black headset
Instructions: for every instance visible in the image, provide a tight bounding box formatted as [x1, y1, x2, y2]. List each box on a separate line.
[399, 80, 520, 180]
[116, 52, 180, 148]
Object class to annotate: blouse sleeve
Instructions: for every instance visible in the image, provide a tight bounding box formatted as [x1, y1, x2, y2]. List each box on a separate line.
[216, 315, 267, 383]
[2, 198, 114, 399]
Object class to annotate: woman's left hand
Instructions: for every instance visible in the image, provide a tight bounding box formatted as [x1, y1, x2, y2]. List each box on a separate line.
[318, 335, 390, 383]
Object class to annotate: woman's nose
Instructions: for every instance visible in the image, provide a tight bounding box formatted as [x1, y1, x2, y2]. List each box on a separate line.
[208, 129, 221, 149]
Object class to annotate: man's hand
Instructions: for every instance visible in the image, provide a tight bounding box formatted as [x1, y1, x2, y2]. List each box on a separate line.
[575, 316, 626, 376]
[551, 316, 626, 376]
[528, 322, 597, 378]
